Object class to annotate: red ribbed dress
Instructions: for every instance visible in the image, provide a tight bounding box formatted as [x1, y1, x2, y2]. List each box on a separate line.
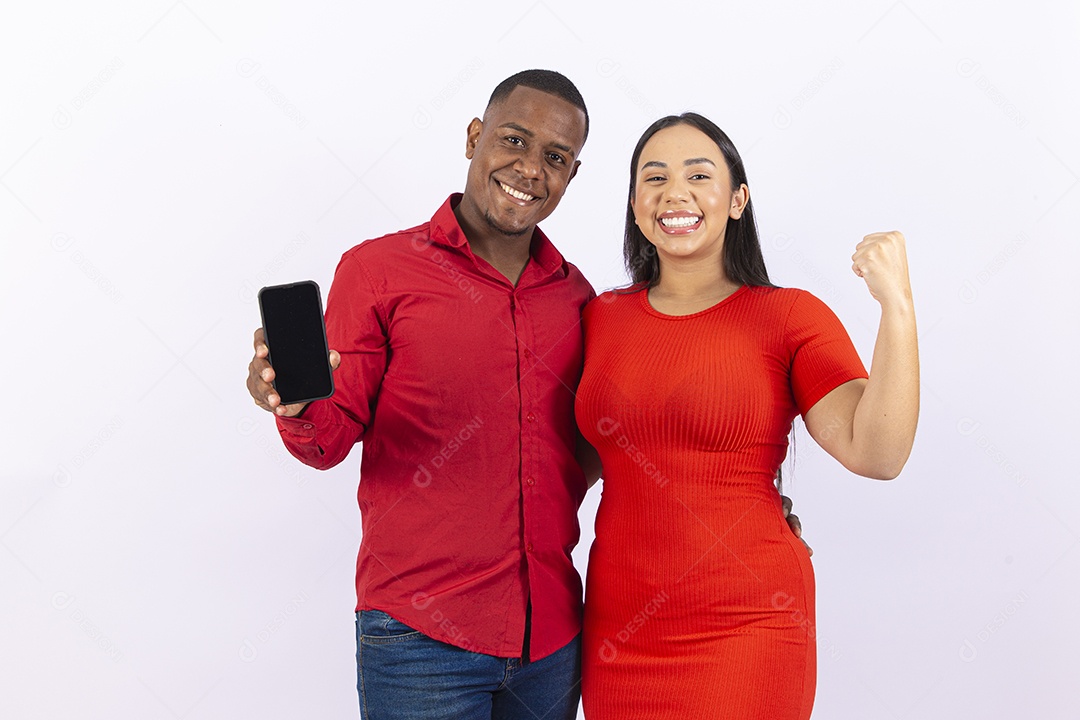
[575, 284, 867, 720]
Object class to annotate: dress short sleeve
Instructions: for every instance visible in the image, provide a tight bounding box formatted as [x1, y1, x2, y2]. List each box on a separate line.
[785, 290, 868, 416]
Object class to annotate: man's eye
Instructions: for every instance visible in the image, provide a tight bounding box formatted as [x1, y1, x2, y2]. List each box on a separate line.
[507, 136, 524, 146]
[548, 153, 565, 164]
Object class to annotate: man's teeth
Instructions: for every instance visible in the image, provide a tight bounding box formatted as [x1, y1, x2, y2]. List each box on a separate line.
[661, 216, 700, 228]
[500, 182, 535, 201]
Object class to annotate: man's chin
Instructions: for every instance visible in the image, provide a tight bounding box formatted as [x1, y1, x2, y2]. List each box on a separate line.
[483, 211, 533, 238]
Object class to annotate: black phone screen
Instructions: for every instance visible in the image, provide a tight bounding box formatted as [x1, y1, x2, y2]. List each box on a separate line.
[257, 281, 335, 405]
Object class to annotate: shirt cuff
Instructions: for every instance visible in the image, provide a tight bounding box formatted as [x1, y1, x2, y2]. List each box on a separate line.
[275, 404, 322, 438]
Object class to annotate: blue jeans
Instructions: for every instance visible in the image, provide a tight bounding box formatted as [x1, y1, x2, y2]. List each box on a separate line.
[355, 610, 581, 720]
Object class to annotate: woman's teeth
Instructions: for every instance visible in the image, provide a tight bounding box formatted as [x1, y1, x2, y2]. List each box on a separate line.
[661, 216, 700, 228]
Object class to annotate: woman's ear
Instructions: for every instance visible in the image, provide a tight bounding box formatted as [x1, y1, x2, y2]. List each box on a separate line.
[729, 183, 750, 220]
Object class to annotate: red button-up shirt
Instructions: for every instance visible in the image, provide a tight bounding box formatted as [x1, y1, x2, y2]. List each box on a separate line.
[276, 195, 594, 660]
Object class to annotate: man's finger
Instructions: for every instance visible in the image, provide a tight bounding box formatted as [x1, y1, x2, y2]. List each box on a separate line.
[787, 513, 803, 537]
[781, 494, 793, 516]
[254, 327, 269, 358]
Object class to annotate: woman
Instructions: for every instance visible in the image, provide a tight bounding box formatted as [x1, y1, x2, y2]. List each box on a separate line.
[575, 114, 918, 719]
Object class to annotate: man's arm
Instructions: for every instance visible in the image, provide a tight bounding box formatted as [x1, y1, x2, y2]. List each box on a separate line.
[575, 428, 602, 489]
[246, 325, 365, 470]
[245, 251, 390, 470]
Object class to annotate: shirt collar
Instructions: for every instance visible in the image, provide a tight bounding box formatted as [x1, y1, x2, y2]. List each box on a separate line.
[431, 194, 568, 280]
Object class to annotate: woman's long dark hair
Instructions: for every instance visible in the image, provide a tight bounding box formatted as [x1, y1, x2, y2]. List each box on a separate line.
[624, 113, 773, 288]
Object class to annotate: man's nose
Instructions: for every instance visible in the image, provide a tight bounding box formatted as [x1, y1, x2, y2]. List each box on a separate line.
[514, 148, 543, 179]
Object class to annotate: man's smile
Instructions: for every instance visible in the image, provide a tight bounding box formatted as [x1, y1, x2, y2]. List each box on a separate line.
[498, 180, 538, 203]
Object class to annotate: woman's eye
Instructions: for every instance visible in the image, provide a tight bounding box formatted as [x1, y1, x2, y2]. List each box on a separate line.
[690, 173, 709, 180]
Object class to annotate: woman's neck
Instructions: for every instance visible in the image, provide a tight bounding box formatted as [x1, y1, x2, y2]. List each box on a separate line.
[649, 258, 741, 315]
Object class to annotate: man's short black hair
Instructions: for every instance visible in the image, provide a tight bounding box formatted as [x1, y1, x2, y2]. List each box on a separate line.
[486, 69, 589, 143]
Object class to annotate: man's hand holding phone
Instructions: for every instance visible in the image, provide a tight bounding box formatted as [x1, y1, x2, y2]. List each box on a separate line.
[249, 280, 339, 416]
[247, 327, 340, 417]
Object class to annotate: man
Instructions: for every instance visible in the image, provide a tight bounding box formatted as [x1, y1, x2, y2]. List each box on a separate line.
[246, 70, 806, 719]
[248, 70, 593, 720]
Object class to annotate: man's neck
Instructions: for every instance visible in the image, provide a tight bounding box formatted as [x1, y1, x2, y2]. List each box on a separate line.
[454, 206, 533, 286]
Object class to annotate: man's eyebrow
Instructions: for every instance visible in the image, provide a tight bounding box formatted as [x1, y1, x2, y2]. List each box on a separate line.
[499, 122, 534, 138]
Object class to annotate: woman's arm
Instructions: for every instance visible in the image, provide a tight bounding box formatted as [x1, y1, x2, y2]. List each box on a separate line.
[804, 231, 919, 480]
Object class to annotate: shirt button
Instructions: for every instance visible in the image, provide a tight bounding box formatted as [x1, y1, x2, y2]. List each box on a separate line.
[526, 543, 534, 552]
[303, 424, 313, 429]
[524, 349, 532, 359]
[526, 477, 535, 486]
[526, 413, 535, 422]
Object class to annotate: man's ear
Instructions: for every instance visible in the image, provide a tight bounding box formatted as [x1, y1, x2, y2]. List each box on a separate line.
[465, 118, 483, 159]
[568, 159, 581, 183]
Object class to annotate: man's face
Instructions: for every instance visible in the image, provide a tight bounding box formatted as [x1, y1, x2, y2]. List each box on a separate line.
[459, 85, 586, 239]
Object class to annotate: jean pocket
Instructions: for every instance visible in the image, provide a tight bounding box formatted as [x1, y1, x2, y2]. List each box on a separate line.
[359, 609, 424, 644]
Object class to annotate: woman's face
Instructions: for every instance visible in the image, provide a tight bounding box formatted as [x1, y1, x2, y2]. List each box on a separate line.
[631, 123, 747, 266]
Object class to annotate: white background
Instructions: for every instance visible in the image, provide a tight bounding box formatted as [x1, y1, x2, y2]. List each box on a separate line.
[2, 1, 1078, 718]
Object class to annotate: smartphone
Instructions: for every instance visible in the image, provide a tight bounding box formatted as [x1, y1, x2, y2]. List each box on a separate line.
[257, 280, 335, 405]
